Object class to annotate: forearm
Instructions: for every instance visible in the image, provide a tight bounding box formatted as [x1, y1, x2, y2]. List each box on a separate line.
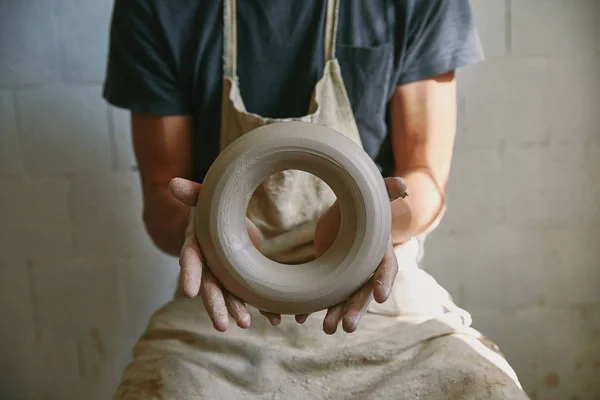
[389, 71, 456, 245]
[142, 184, 190, 256]
[390, 169, 445, 245]
[130, 113, 194, 256]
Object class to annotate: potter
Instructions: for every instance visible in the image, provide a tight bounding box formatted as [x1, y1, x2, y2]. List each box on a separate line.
[103, 0, 530, 398]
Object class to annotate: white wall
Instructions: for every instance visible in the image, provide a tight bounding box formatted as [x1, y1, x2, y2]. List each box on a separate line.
[424, 1, 600, 399]
[0, 1, 598, 399]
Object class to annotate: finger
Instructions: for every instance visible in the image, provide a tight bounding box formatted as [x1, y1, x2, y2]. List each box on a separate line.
[245, 217, 262, 250]
[179, 211, 202, 298]
[373, 243, 399, 304]
[342, 280, 375, 333]
[295, 314, 310, 324]
[383, 177, 408, 201]
[260, 311, 281, 326]
[179, 210, 202, 294]
[223, 291, 251, 329]
[200, 268, 229, 332]
[323, 303, 346, 335]
[169, 178, 202, 207]
[179, 242, 202, 298]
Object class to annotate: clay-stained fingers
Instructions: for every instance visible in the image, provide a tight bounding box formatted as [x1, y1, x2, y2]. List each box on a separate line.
[323, 303, 346, 335]
[295, 314, 310, 324]
[200, 267, 229, 332]
[373, 242, 399, 304]
[223, 291, 251, 329]
[179, 210, 203, 298]
[342, 279, 375, 333]
[260, 311, 281, 326]
[326, 243, 397, 334]
[189, 207, 250, 331]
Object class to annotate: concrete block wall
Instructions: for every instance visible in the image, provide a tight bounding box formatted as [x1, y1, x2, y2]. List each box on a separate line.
[0, 1, 598, 399]
[0, 1, 178, 399]
[424, 1, 600, 399]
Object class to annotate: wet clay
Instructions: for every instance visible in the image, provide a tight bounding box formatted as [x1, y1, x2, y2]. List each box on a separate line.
[195, 121, 391, 315]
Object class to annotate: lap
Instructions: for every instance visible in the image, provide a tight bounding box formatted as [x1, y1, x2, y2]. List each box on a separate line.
[114, 297, 528, 400]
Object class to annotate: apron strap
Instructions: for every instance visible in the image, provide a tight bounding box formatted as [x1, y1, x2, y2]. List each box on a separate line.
[223, 0, 340, 77]
[223, 0, 237, 78]
[324, 0, 340, 62]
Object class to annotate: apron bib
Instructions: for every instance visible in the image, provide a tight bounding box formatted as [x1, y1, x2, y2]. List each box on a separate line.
[220, 0, 362, 264]
[217, 0, 468, 319]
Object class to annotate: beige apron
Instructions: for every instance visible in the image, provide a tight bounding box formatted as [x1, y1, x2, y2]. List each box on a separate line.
[220, 0, 362, 264]
[112, 1, 528, 398]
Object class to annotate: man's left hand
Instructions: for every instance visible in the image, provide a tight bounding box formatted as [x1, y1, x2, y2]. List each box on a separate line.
[297, 177, 408, 334]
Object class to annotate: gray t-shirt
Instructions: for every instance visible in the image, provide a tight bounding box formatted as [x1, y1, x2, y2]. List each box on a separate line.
[103, 0, 484, 181]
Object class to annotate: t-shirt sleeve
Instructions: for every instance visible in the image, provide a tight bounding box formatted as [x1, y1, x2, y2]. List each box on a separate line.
[102, 0, 189, 115]
[397, 0, 485, 85]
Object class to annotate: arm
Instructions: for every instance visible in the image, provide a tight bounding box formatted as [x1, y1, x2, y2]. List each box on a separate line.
[132, 113, 194, 256]
[389, 70, 457, 245]
[387, 0, 483, 244]
[103, 1, 195, 255]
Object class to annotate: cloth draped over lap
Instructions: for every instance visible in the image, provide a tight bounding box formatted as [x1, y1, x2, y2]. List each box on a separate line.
[112, 0, 530, 398]
[114, 239, 528, 399]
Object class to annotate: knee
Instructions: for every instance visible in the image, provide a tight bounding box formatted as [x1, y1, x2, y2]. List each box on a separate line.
[433, 363, 528, 400]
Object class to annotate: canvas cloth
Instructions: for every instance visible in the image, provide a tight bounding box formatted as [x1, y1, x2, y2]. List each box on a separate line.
[113, 1, 529, 398]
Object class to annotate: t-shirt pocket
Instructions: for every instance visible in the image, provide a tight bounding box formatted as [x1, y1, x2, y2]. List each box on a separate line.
[336, 40, 394, 155]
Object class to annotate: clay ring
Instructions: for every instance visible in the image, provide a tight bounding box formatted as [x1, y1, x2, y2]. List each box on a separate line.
[196, 121, 391, 315]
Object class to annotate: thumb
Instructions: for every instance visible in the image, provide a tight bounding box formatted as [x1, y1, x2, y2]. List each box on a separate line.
[246, 217, 262, 250]
[169, 178, 202, 207]
[314, 201, 341, 258]
[384, 177, 408, 202]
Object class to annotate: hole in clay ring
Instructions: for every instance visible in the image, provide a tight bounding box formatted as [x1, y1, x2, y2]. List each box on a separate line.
[196, 121, 391, 315]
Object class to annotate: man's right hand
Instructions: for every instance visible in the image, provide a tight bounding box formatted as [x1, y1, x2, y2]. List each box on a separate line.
[169, 177, 282, 331]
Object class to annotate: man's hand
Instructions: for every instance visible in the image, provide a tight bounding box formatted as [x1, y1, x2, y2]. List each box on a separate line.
[305, 177, 408, 334]
[172, 176, 407, 334]
[170, 177, 267, 331]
